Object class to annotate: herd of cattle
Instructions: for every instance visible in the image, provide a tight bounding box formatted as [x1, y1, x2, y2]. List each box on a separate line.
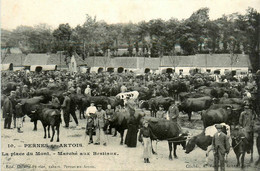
[1, 71, 260, 168]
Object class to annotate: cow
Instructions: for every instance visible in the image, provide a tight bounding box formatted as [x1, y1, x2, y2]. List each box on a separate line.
[77, 95, 123, 119]
[217, 97, 244, 105]
[179, 92, 205, 102]
[230, 126, 254, 168]
[147, 96, 174, 117]
[140, 116, 188, 160]
[179, 96, 212, 121]
[109, 108, 144, 145]
[18, 96, 45, 131]
[185, 123, 230, 165]
[31, 104, 61, 142]
[201, 105, 239, 128]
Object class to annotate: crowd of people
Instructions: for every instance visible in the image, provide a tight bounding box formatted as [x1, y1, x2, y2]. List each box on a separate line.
[1, 69, 259, 167]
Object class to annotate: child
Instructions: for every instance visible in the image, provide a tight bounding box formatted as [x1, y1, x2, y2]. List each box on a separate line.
[138, 120, 157, 163]
[86, 117, 95, 144]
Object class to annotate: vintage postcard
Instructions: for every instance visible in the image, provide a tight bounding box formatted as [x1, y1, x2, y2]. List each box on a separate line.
[1, 0, 260, 170]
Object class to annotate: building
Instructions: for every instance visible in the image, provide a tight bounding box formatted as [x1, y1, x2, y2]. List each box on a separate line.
[23, 53, 68, 71]
[1, 53, 26, 71]
[1, 52, 68, 71]
[160, 54, 252, 75]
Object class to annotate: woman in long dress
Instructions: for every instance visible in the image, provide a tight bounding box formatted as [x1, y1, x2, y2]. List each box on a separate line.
[125, 114, 138, 147]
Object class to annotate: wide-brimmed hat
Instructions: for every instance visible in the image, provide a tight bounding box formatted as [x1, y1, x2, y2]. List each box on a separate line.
[215, 124, 222, 129]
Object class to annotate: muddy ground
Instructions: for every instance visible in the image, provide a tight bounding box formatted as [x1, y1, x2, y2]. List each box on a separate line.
[1, 110, 259, 171]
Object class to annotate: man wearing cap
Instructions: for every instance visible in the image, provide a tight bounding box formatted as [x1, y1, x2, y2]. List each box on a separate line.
[15, 102, 24, 133]
[3, 94, 13, 129]
[51, 94, 60, 107]
[212, 124, 230, 171]
[61, 92, 71, 128]
[84, 85, 92, 96]
[156, 105, 166, 119]
[94, 104, 107, 146]
[239, 105, 254, 150]
[9, 91, 17, 128]
[21, 85, 29, 98]
[168, 100, 179, 122]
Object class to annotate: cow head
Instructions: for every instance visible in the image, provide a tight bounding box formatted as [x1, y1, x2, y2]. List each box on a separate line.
[185, 136, 197, 154]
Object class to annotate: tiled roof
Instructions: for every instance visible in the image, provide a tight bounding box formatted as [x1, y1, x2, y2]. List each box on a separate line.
[23, 54, 49, 66]
[85, 57, 138, 68]
[161, 54, 251, 68]
[1, 54, 26, 66]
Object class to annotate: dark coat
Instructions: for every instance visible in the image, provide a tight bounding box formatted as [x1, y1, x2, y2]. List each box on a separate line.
[212, 132, 230, 154]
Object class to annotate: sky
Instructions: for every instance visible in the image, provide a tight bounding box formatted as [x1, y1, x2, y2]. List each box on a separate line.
[1, 0, 260, 30]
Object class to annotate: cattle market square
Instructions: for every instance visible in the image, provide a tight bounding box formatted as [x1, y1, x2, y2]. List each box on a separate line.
[1, 4, 260, 171]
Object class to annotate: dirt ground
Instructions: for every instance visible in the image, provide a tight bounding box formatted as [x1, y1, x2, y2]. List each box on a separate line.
[1, 110, 259, 171]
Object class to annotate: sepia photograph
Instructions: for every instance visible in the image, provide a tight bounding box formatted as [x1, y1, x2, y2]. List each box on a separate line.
[1, 0, 260, 170]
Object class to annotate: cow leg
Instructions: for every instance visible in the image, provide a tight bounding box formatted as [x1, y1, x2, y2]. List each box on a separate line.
[43, 124, 46, 139]
[173, 143, 178, 159]
[168, 142, 173, 160]
[56, 125, 60, 142]
[250, 137, 254, 163]
[33, 120, 37, 131]
[47, 125, 50, 138]
[151, 140, 157, 155]
[241, 152, 245, 168]
[235, 153, 241, 167]
[50, 126, 55, 142]
[188, 112, 192, 121]
[205, 147, 212, 166]
[120, 130, 124, 145]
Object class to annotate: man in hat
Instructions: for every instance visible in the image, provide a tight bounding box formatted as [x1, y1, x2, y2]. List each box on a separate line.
[15, 102, 24, 133]
[61, 92, 71, 128]
[51, 94, 60, 107]
[212, 124, 230, 171]
[21, 85, 29, 98]
[239, 105, 254, 150]
[94, 104, 107, 146]
[9, 91, 17, 128]
[168, 100, 179, 122]
[156, 105, 166, 119]
[84, 85, 92, 96]
[3, 93, 14, 129]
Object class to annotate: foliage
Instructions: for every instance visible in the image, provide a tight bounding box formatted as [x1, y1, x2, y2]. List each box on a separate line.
[1, 7, 259, 60]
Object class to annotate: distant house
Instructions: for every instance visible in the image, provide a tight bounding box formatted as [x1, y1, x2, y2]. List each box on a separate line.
[23, 53, 68, 71]
[69, 53, 87, 73]
[1, 53, 26, 71]
[160, 54, 252, 75]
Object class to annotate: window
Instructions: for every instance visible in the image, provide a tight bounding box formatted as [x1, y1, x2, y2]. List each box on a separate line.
[206, 69, 211, 73]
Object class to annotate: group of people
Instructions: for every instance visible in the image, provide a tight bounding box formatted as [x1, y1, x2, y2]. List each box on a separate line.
[1, 69, 259, 167]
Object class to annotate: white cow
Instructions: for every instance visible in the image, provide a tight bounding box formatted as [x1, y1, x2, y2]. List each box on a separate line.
[116, 91, 139, 105]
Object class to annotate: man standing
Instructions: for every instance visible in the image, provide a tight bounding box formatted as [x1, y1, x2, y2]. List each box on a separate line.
[168, 100, 179, 122]
[212, 124, 230, 171]
[156, 105, 166, 119]
[61, 92, 71, 128]
[3, 94, 13, 129]
[94, 104, 107, 146]
[105, 104, 114, 134]
[15, 102, 24, 133]
[239, 105, 254, 151]
[84, 85, 91, 96]
[9, 91, 17, 128]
